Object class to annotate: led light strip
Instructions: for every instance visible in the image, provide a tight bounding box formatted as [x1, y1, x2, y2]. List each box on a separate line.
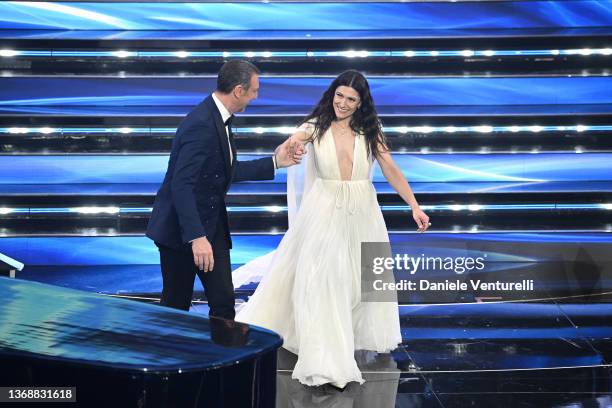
[2, 125, 611, 135]
[1, 203, 610, 215]
[0, 48, 611, 59]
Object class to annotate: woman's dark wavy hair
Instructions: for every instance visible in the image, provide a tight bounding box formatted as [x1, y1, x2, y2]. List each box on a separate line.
[301, 70, 387, 158]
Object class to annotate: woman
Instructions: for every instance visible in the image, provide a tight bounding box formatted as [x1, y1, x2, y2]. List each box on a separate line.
[235, 70, 430, 389]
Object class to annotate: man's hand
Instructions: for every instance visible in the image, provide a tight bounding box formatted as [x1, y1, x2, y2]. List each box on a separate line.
[275, 136, 306, 168]
[192, 236, 214, 272]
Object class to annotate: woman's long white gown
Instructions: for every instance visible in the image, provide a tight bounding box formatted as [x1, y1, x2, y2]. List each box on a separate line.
[234, 123, 402, 388]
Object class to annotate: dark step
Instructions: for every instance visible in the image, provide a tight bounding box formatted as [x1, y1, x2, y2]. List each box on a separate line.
[0, 205, 609, 236]
[1, 191, 610, 206]
[2, 115, 612, 153]
[2, 46, 610, 76]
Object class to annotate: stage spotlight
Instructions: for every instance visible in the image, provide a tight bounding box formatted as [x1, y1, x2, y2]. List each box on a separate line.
[223, 51, 230, 58]
[529, 125, 543, 133]
[113, 50, 132, 58]
[245, 51, 255, 58]
[475, 125, 493, 133]
[461, 50, 474, 57]
[576, 125, 588, 132]
[404, 51, 415, 57]
[174, 51, 190, 58]
[39, 127, 55, 134]
[265, 206, 285, 213]
[509, 126, 521, 133]
[358, 50, 369, 58]
[575, 146, 584, 154]
[602, 48, 612, 55]
[0, 50, 19, 57]
[429, 51, 439, 56]
[72, 206, 120, 214]
[444, 126, 457, 133]
[344, 50, 357, 58]
[450, 205, 464, 211]
[8, 127, 28, 134]
[306, 51, 314, 57]
[420, 147, 429, 154]
[119, 128, 133, 134]
[602, 204, 612, 210]
[483, 50, 495, 56]
[254, 127, 265, 134]
[0, 208, 14, 215]
[551, 49, 560, 55]
[418, 126, 433, 134]
[468, 204, 483, 211]
[262, 51, 272, 58]
[579, 48, 593, 56]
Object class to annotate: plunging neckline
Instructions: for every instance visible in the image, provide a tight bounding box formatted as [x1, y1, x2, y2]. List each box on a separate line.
[329, 126, 357, 182]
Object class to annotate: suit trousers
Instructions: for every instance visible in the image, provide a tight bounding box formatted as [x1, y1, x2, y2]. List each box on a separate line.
[156, 218, 235, 319]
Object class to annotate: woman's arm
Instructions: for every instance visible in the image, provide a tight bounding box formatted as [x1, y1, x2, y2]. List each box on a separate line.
[376, 142, 431, 232]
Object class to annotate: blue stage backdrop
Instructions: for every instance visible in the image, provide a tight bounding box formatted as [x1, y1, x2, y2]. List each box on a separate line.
[0, 1, 610, 31]
[1, 77, 611, 107]
[0, 154, 610, 186]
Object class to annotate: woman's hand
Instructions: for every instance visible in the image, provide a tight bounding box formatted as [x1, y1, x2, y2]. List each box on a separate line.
[412, 207, 430, 233]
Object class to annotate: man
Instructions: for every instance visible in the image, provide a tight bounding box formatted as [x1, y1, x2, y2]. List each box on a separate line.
[146, 60, 303, 319]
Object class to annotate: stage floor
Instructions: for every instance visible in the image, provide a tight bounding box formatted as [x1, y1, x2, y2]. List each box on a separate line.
[190, 301, 612, 407]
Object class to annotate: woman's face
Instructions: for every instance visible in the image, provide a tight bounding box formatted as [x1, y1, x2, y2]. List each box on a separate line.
[333, 86, 360, 120]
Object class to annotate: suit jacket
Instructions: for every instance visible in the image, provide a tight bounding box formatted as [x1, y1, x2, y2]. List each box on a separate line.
[146, 95, 275, 249]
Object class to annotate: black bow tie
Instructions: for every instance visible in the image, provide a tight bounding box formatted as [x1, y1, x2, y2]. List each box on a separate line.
[224, 115, 234, 127]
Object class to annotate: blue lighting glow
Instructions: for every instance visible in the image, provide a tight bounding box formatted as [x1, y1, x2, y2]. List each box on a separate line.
[0, 232, 610, 267]
[1, 203, 609, 216]
[2, 125, 611, 135]
[0, 154, 611, 185]
[2, 77, 612, 108]
[2, 48, 610, 59]
[0, 2, 610, 31]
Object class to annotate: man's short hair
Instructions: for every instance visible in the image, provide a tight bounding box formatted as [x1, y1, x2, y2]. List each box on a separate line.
[216, 60, 260, 94]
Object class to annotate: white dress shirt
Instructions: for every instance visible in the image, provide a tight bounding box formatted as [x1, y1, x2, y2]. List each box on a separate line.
[211, 92, 278, 171]
[212, 92, 233, 164]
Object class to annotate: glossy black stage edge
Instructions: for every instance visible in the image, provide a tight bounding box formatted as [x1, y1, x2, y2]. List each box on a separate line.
[1, 209, 610, 236]
[2, 57, 610, 77]
[0, 277, 282, 407]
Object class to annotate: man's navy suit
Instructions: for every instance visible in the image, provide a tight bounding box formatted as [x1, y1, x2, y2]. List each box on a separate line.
[146, 95, 274, 318]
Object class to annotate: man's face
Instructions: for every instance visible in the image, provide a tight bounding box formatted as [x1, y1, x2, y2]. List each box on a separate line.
[234, 74, 259, 112]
